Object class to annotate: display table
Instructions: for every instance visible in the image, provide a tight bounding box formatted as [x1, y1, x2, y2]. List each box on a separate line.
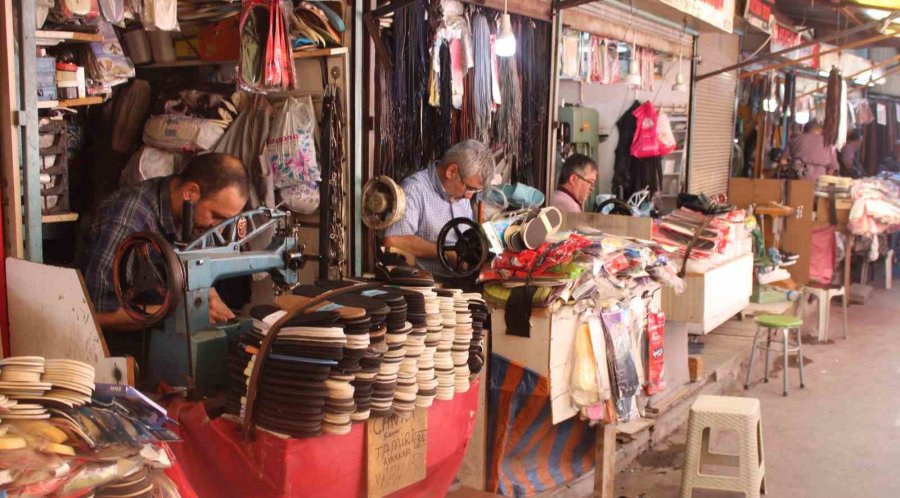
[164, 378, 480, 498]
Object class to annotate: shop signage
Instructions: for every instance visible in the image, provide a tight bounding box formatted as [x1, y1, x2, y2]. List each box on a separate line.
[657, 0, 735, 33]
[367, 410, 428, 498]
[771, 24, 819, 69]
[743, 0, 774, 34]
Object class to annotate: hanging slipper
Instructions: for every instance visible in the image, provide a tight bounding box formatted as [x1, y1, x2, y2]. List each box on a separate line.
[310, 1, 345, 33]
[520, 206, 563, 250]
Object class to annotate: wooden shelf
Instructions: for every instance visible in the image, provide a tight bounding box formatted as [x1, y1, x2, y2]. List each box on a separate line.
[38, 96, 105, 109]
[42, 212, 79, 223]
[36, 30, 103, 46]
[136, 47, 348, 69]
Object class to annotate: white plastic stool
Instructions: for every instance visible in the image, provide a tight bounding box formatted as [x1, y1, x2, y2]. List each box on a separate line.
[800, 283, 848, 342]
[680, 395, 766, 498]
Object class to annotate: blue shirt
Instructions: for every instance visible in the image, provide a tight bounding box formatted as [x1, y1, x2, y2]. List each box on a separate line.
[83, 177, 178, 313]
[385, 163, 473, 278]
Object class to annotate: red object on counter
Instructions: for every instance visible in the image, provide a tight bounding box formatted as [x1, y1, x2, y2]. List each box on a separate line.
[164, 377, 481, 498]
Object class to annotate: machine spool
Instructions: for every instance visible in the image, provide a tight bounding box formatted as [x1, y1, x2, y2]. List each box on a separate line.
[361, 175, 406, 229]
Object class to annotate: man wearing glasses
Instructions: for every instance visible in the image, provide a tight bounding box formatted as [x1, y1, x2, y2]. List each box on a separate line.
[383, 140, 495, 279]
[551, 154, 598, 213]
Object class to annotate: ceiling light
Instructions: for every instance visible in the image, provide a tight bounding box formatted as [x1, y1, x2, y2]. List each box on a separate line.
[495, 1, 516, 58]
[672, 47, 688, 92]
[626, 40, 641, 87]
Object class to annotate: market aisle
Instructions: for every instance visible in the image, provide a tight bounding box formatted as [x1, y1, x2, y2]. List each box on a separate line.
[616, 285, 900, 498]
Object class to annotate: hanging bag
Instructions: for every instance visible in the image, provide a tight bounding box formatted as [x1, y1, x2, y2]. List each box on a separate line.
[630, 101, 670, 158]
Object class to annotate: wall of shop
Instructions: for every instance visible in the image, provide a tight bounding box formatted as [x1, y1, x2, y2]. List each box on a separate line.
[556, 56, 691, 193]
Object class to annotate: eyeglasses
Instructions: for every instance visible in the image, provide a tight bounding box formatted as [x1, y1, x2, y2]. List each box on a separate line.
[575, 173, 596, 189]
[457, 171, 484, 194]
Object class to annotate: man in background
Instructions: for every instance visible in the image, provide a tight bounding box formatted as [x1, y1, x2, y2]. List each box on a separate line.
[551, 154, 598, 213]
[788, 122, 839, 181]
[840, 129, 864, 178]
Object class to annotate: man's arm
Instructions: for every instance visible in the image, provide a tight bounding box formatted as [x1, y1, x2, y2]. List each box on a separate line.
[383, 234, 439, 260]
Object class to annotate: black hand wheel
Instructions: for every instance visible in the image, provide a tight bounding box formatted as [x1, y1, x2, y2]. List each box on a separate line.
[596, 198, 634, 216]
[436, 217, 489, 279]
[113, 231, 184, 326]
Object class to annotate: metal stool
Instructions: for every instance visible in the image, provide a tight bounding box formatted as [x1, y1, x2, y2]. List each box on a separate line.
[680, 395, 766, 498]
[744, 314, 804, 396]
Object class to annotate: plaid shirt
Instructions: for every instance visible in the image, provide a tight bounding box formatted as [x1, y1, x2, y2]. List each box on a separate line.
[83, 177, 178, 313]
[385, 163, 472, 278]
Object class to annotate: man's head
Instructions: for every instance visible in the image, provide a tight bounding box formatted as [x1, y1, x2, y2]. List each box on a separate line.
[174, 153, 249, 230]
[847, 129, 862, 144]
[558, 154, 598, 204]
[436, 140, 496, 201]
[804, 122, 823, 135]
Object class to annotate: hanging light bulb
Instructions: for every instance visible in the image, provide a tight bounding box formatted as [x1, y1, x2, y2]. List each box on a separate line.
[495, 0, 516, 57]
[672, 46, 688, 92]
[625, 40, 642, 86]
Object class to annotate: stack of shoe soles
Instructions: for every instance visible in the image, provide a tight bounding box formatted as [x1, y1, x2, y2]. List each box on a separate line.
[394, 285, 443, 407]
[465, 294, 488, 375]
[96, 466, 154, 498]
[451, 291, 473, 393]
[394, 288, 437, 408]
[0, 357, 96, 420]
[227, 305, 345, 438]
[293, 285, 393, 421]
[435, 293, 457, 401]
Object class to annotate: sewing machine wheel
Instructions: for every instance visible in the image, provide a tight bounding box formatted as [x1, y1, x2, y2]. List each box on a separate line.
[362, 175, 406, 230]
[596, 198, 633, 216]
[437, 218, 489, 279]
[113, 231, 184, 326]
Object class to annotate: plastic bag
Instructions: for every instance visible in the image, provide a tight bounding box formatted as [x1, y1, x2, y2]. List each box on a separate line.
[36, 0, 55, 28]
[121, 146, 182, 187]
[99, 0, 126, 26]
[630, 101, 671, 159]
[238, 0, 297, 93]
[143, 115, 226, 154]
[86, 20, 135, 86]
[57, 0, 99, 19]
[570, 322, 600, 407]
[655, 111, 678, 156]
[265, 96, 320, 188]
[142, 0, 179, 31]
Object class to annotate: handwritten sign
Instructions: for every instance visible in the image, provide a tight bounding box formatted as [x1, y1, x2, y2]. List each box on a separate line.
[367, 410, 427, 498]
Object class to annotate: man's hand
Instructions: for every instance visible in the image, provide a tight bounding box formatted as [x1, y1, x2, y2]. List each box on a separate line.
[209, 288, 235, 324]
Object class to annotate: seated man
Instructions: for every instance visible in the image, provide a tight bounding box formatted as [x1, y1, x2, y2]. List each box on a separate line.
[383, 140, 495, 280]
[839, 129, 864, 178]
[880, 142, 900, 173]
[82, 153, 250, 338]
[788, 122, 839, 182]
[550, 153, 598, 213]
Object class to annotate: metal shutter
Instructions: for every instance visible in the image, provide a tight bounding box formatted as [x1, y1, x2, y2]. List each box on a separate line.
[688, 32, 739, 196]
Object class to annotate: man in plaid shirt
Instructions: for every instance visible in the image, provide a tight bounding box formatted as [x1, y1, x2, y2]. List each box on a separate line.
[82, 153, 249, 334]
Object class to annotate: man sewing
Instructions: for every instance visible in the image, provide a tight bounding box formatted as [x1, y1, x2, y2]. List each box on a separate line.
[550, 153, 598, 213]
[788, 121, 839, 182]
[383, 140, 495, 279]
[82, 153, 250, 335]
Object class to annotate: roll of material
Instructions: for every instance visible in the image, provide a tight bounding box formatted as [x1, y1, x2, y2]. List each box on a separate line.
[123, 29, 152, 65]
[146, 30, 176, 63]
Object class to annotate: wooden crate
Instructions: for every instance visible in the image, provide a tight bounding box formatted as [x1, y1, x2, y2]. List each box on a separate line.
[490, 305, 581, 424]
[661, 253, 753, 335]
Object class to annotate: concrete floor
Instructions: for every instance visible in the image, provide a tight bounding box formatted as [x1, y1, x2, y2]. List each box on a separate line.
[616, 285, 900, 498]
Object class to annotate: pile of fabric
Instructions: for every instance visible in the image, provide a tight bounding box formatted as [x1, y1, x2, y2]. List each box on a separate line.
[849, 177, 900, 237]
[0, 357, 183, 497]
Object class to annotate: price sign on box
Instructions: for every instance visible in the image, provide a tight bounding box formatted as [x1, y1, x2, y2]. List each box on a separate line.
[367, 410, 428, 498]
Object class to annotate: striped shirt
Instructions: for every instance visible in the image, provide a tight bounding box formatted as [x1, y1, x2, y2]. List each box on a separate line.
[385, 163, 473, 278]
[82, 177, 178, 313]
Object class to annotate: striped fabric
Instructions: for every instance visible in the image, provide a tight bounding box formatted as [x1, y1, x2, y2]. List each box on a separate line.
[486, 354, 596, 496]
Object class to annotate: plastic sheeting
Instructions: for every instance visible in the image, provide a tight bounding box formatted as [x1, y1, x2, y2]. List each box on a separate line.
[164, 378, 479, 498]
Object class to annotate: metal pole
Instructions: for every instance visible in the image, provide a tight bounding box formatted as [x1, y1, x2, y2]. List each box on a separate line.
[696, 11, 900, 81]
[16, 0, 42, 261]
[738, 33, 893, 80]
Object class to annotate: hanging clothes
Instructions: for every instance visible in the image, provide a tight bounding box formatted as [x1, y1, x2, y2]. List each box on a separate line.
[613, 100, 662, 200]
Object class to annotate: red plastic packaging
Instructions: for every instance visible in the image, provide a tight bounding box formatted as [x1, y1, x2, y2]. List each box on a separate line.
[645, 310, 666, 395]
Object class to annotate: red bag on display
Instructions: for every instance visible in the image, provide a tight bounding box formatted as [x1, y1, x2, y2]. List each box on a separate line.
[645, 310, 666, 395]
[238, 0, 297, 93]
[630, 101, 675, 158]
